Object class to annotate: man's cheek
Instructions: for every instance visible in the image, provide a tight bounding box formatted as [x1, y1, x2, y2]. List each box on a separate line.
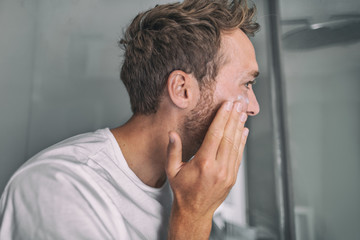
[221, 93, 249, 110]
[236, 94, 249, 111]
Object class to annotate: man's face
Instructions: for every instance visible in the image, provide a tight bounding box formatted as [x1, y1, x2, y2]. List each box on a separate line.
[182, 29, 260, 160]
[212, 29, 260, 114]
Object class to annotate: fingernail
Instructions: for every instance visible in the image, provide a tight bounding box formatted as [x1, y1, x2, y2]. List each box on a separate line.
[240, 112, 247, 122]
[245, 97, 250, 104]
[169, 134, 174, 143]
[243, 128, 249, 136]
[225, 101, 233, 111]
[236, 102, 242, 112]
[237, 95, 243, 101]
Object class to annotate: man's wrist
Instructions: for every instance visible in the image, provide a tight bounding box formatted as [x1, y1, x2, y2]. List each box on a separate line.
[168, 201, 213, 240]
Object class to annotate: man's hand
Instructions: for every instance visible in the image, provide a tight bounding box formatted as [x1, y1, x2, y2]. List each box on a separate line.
[166, 100, 249, 240]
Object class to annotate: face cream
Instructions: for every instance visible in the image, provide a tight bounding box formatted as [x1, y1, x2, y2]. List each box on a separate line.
[236, 94, 249, 112]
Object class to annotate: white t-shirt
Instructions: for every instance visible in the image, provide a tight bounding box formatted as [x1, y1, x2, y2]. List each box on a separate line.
[0, 128, 173, 240]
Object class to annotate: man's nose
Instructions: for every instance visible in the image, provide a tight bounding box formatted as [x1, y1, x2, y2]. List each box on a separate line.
[246, 89, 260, 116]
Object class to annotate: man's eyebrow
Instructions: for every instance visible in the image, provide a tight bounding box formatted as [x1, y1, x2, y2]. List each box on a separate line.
[250, 70, 260, 78]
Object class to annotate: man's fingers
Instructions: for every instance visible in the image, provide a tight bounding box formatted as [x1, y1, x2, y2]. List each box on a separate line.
[199, 101, 233, 157]
[235, 127, 249, 175]
[229, 109, 247, 174]
[166, 131, 183, 179]
[216, 101, 242, 162]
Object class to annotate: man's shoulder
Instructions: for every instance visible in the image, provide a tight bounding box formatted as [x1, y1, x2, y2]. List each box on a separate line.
[0, 129, 128, 240]
[2, 128, 115, 199]
[10, 128, 115, 176]
[32, 128, 112, 163]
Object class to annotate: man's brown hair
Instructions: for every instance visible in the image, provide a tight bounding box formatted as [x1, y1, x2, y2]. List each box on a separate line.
[119, 0, 259, 114]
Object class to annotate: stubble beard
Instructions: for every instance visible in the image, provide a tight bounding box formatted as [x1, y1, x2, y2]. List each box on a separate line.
[181, 83, 220, 161]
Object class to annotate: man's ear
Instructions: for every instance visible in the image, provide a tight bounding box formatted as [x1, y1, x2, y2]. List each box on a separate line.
[167, 70, 199, 109]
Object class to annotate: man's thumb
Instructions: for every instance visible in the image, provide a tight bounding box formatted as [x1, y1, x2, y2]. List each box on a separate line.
[166, 131, 183, 179]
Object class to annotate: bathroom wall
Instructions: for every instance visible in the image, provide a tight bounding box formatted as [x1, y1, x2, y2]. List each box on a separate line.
[0, 0, 37, 196]
[0, 0, 171, 193]
[279, 0, 360, 239]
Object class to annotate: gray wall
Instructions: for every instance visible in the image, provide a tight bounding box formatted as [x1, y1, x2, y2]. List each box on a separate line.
[0, 0, 174, 193]
[279, 0, 360, 239]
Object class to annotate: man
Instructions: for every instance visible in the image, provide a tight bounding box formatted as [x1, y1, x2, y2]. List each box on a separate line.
[0, 0, 260, 239]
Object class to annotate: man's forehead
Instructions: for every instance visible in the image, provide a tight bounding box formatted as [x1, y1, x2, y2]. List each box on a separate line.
[221, 29, 253, 47]
[220, 29, 256, 60]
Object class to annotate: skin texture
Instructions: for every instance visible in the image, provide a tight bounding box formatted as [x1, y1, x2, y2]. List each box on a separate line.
[110, 28, 259, 239]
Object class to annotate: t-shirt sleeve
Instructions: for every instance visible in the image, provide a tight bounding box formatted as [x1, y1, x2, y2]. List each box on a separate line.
[0, 162, 123, 240]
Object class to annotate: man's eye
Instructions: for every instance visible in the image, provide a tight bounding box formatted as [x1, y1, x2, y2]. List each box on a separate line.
[245, 80, 256, 88]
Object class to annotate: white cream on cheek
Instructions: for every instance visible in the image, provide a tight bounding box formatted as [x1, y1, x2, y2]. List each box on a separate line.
[237, 94, 249, 104]
[236, 94, 249, 112]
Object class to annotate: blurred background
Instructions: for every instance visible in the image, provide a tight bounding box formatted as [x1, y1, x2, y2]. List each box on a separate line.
[0, 0, 359, 239]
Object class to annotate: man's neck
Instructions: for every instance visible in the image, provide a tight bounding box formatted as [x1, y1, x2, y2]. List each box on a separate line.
[110, 114, 172, 188]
